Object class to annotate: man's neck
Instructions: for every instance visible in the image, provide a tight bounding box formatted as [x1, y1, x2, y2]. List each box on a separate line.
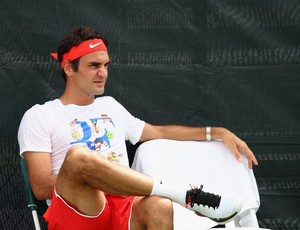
[59, 94, 95, 106]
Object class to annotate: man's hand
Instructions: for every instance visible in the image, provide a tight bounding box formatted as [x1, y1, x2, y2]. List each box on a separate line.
[220, 128, 258, 169]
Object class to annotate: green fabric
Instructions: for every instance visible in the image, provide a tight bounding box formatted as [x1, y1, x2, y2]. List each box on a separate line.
[20, 158, 48, 215]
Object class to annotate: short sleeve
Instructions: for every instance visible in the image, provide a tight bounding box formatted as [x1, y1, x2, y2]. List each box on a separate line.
[115, 100, 145, 145]
[18, 105, 52, 156]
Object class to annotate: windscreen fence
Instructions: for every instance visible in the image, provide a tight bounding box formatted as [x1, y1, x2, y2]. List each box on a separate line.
[0, 0, 299, 229]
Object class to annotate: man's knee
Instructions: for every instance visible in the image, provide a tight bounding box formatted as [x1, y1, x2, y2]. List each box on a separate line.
[132, 196, 174, 229]
[152, 197, 173, 218]
[146, 196, 174, 225]
[60, 146, 104, 176]
[64, 146, 86, 166]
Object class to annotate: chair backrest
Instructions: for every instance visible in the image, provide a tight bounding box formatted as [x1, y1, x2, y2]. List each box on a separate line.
[19, 157, 48, 215]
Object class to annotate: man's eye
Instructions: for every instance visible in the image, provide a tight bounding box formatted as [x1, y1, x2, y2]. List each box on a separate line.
[90, 64, 99, 68]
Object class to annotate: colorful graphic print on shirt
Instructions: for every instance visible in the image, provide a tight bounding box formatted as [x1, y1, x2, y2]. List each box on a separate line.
[69, 114, 122, 162]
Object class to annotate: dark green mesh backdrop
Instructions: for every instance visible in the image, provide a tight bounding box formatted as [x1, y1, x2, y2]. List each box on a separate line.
[0, 0, 299, 229]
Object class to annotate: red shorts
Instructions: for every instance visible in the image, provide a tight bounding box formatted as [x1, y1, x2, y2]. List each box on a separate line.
[43, 189, 136, 230]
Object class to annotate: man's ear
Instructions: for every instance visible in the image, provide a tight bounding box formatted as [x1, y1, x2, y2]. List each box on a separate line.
[63, 60, 73, 76]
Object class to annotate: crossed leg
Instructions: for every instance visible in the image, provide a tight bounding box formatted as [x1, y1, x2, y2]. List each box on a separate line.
[54, 145, 173, 229]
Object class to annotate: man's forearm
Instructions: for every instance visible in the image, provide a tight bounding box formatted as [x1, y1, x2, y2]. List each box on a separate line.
[144, 125, 226, 142]
[32, 175, 57, 200]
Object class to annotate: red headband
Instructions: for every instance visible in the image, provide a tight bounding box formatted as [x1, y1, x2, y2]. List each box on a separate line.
[51, 38, 108, 68]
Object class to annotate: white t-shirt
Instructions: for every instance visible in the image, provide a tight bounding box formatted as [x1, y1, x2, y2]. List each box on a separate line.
[18, 96, 145, 175]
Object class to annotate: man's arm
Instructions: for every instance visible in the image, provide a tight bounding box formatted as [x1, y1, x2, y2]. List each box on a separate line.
[140, 123, 258, 169]
[23, 151, 57, 200]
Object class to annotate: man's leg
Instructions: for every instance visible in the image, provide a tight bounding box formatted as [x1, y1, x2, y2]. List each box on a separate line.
[130, 196, 174, 230]
[55, 145, 154, 216]
[56, 145, 243, 225]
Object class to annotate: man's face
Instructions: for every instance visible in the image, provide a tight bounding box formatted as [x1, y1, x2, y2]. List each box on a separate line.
[70, 51, 110, 97]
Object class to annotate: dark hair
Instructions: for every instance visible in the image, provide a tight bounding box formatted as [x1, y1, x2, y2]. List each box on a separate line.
[57, 26, 108, 81]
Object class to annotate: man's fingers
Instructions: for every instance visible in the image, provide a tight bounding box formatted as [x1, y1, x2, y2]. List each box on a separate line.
[245, 149, 258, 169]
[232, 145, 242, 162]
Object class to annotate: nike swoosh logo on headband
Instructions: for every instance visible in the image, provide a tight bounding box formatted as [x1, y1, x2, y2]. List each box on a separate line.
[89, 42, 102, 48]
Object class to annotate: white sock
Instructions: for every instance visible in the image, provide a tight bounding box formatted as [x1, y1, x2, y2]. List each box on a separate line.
[150, 178, 189, 207]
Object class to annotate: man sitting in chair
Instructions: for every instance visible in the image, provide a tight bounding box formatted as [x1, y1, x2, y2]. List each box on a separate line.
[18, 26, 258, 230]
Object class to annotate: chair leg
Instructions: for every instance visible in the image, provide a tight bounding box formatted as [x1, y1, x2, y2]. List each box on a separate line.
[32, 210, 41, 230]
[225, 220, 236, 229]
[249, 209, 259, 227]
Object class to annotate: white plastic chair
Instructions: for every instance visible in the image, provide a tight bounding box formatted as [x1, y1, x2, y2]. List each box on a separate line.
[132, 139, 270, 230]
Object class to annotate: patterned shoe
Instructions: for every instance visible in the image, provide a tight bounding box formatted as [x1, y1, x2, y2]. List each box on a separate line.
[185, 185, 243, 224]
